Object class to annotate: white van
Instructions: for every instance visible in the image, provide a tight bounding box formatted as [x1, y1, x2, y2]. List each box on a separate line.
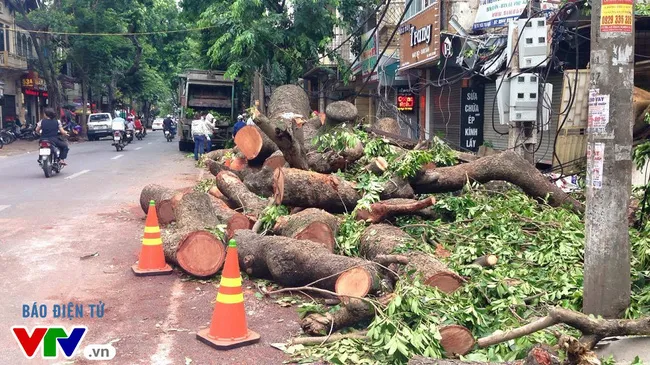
[87, 113, 113, 141]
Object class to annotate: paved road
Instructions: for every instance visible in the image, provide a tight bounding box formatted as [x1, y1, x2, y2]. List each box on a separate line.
[0, 133, 296, 365]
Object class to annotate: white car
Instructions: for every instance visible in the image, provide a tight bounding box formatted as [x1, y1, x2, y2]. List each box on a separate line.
[152, 118, 164, 131]
[87, 113, 113, 141]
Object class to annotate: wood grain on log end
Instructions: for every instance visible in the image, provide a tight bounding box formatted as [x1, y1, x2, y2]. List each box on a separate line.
[230, 156, 248, 171]
[157, 200, 176, 225]
[439, 325, 476, 356]
[234, 125, 263, 160]
[294, 222, 335, 252]
[335, 267, 372, 300]
[424, 272, 465, 294]
[263, 152, 287, 170]
[175, 231, 226, 277]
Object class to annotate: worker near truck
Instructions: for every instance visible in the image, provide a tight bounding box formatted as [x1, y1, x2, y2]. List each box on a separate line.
[191, 113, 207, 161]
[204, 113, 215, 153]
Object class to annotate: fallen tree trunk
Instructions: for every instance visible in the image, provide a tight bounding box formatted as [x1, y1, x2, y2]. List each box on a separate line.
[373, 117, 400, 135]
[272, 208, 339, 252]
[360, 224, 465, 293]
[306, 140, 364, 174]
[204, 148, 234, 162]
[363, 126, 420, 149]
[162, 229, 226, 277]
[478, 306, 650, 350]
[232, 230, 384, 295]
[365, 157, 389, 176]
[380, 176, 416, 200]
[356, 198, 436, 223]
[243, 166, 276, 198]
[273, 167, 361, 213]
[234, 125, 278, 164]
[139, 184, 177, 225]
[325, 101, 358, 128]
[301, 295, 394, 336]
[411, 151, 584, 213]
[216, 171, 268, 217]
[208, 196, 252, 238]
[253, 85, 311, 170]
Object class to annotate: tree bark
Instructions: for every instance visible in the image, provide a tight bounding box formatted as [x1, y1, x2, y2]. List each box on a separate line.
[232, 230, 383, 293]
[272, 208, 339, 252]
[263, 150, 288, 170]
[373, 117, 400, 135]
[139, 184, 179, 225]
[473, 255, 498, 267]
[234, 125, 278, 164]
[365, 157, 389, 176]
[300, 295, 393, 336]
[412, 151, 584, 213]
[360, 224, 465, 293]
[363, 126, 420, 149]
[409, 344, 559, 365]
[305, 140, 364, 173]
[324, 101, 358, 128]
[204, 148, 234, 162]
[208, 196, 252, 239]
[216, 171, 268, 217]
[272, 167, 360, 213]
[243, 166, 276, 198]
[356, 197, 436, 223]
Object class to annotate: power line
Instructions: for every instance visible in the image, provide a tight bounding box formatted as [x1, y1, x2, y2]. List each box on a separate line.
[13, 26, 219, 37]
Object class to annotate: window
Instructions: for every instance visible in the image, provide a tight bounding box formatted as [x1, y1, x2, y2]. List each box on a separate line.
[27, 38, 33, 58]
[22, 35, 27, 57]
[0, 26, 5, 52]
[16, 33, 21, 56]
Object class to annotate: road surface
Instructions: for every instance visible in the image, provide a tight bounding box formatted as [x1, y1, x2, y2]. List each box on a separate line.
[0, 134, 297, 365]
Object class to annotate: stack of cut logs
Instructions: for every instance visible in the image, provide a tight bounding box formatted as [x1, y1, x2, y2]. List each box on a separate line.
[138, 85, 586, 357]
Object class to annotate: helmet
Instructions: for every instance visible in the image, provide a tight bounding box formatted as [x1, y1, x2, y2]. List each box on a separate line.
[167, 115, 172, 118]
[237, 115, 243, 120]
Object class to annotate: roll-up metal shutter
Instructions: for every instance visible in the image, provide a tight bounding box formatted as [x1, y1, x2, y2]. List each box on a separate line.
[481, 74, 562, 165]
[431, 82, 462, 149]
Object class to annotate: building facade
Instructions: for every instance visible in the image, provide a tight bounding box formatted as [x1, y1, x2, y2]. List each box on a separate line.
[0, 0, 30, 128]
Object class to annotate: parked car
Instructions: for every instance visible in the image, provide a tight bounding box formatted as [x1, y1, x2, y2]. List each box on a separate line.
[152, 118, 164, 131]
[87, 113, 113, 141]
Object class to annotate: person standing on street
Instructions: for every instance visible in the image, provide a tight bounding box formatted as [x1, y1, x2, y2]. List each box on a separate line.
[35, 108, 70, 165]
[191, 113, 206, 160]
[204, 113, 215, 153]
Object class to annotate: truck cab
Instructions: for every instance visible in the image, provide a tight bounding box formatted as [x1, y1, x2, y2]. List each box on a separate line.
[177, 70, 237, 152]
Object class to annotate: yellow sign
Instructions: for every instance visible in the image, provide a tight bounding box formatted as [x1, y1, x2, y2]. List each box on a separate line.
[600, 0, 633, 33]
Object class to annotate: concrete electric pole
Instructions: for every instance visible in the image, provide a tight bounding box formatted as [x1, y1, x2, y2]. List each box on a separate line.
[583, 0, 634, 317]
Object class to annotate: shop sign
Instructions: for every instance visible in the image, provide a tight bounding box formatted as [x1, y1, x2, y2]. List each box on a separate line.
[473, 0, 560, 30]
[398, 3, 441, 71]
[360, 28, 378, 79]
[397, 90, 415, 111]
[460, 86, 484, 151]
[22, 71, 48, 97]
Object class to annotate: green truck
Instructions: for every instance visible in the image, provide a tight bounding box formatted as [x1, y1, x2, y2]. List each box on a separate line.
[177, 70, 237, 152]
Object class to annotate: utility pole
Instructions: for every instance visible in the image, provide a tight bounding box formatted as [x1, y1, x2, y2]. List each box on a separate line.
[583, 0, 634, 318]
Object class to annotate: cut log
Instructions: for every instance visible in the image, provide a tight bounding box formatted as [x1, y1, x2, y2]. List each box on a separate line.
[380, 176, 416, 200]
[373, 117, 400, 135]
[300, 295, 393, 336]
[139, 184, 177, 225]
[365, 157, 389, 176]
[335, 267, 381, 300]
[356, 197, 436, 223]
[306, 140, 364, 173]
[205, 158, 260, 182]
[253, 85, 310, 169]
[204, 148, 233, 162]
[360, 224, 465, 293]
[363, 126, 420, 149]
[272, 208, 339, 252]
[325, 101, 358, 126]
[232, 230, 383, 294]
[234, 125, 278, 164]
[473, 255, 498, 267]
[209, 196, 252, 239]
[273, 167, 361, 213]
[208, 186, 227, 202]
[301, 115, 324, 151]
[439, 325, 476, 356]
[243, 166, 276, 198]
[162, 229, 226, 277]
[263, 150, 288, 170]
[229, 156, 249, 171]
[215, 171, 268, 217]
[412, 151, 584, 213]
[173, 191, 221, 229]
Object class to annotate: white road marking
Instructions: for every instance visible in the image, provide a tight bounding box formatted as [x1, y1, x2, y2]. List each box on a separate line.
[0, 205, 10, 213]
[148, 142, 152, 145]
[150, 280, 183, 365]
[135, 147, 142, 150]
[65, 169, 90, 180]
[111, 154, 124, 160]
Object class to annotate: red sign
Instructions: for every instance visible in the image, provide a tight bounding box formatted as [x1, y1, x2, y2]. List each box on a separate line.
[397, 94, 415, 111]
[600, 0, 633, 33]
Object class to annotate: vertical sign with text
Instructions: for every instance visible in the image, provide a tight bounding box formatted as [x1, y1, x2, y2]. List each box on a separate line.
[460, 86, 484, 152]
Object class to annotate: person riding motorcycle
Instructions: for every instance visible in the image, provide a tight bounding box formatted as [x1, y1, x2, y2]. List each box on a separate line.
[134, 117, 144, 134]
[35, 108, 70, 165]
[112, 116, 126, 141]
[125, 116, 136, 142]
[163, 115, 174, 135]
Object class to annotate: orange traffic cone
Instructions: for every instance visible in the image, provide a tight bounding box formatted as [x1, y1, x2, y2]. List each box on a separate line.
[132, 200, 173, 276]
[197, 239, 260, 350]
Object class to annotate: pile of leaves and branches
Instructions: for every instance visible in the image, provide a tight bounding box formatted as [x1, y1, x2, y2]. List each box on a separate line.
[274, 130, 650, 364]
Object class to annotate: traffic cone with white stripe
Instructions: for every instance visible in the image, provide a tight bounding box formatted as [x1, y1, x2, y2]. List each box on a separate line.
[197, 239, 260, 349]
[132, 200, 173, 276]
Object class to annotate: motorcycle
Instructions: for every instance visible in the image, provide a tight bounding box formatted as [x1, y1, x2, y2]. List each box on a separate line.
[112, 131, 126, 151]
[17, 126, 38, 141]
[135, 129, 144, 140]
[38, 139, 64, 178]
[125, 130, 134, 144]
[164, 129, 174, 142]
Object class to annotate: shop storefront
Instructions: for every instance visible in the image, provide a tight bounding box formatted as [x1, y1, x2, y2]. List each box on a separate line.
[21, 70, 48, 125]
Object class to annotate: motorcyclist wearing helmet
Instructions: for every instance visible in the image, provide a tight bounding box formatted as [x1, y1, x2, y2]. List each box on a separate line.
[163, 115, 174, 135]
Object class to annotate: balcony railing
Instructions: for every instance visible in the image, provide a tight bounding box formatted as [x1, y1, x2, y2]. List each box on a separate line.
[0, 50, 27, 70]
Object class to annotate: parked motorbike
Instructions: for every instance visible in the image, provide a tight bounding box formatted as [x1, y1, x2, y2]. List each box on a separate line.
[112, 131, 126, 151]
[17, 126, 38, 141]
[38, 139, 64, 178]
